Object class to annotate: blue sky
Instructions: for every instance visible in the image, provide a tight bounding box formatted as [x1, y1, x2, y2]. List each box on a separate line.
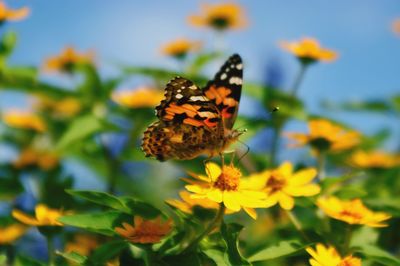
[2, 0, 400, 150]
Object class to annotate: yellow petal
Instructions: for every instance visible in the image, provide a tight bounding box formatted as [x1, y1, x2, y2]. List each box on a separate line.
[278, 193, 294, 210]
[205, 162, 222, 181]
[223, 192, 241, 211]
[284, 184, 321, 196]
[206, 189, 223, 203]
[288, 168, 317, 186]
[278, 161, 293, 177]
[12, 210, 40, 226]
[243, 207, 257, 220]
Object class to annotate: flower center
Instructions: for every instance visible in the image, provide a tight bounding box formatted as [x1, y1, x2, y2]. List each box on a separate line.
[310, 137, 332, 152]
[210, 16, 230, 30]
[339, 210, 363, 221]
[266, 174, 286, 194]
[213, 166, 241, 191]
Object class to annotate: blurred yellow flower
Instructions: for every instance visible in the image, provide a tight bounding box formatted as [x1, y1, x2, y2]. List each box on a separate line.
[0, 1, 30, 23]
[185, 162, 269, 219]
[33, 95, 81, 118]
[43, 46, 94, 73]
[65, 234, 99, 256]
[166, 190, 222, 214]
[0, 223, 27, 244]
[115, 216, 172, 244]
[392, 18, 400, 36]
[306, 243, 361, 266]
[13, 147, 59, 170]
[2, 109, 46, 132]
[317, 196, 391, 227]
[280, 38, 338, 64]
[188, 2, 247, 31]
[349, 150, 400, 169]
[161, 38, 201, 59]
[111, 87, 164, 109]
[244, 161, 320, 210]
[12, 204, 65, 226]
[285, 119, 360, 154]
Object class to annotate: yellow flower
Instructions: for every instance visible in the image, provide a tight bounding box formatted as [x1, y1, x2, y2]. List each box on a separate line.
[317, 196, 391, 227]
[65, 234, 99, 256]
[184, 163, 269, 219]
[111, 87, 164, 109]
[188, 2, 247, 31]
[166, 190, 223, 214]
[392, 18, 400, 36]
[161, 38, 201, 59]
[280, 37, 338, 64]
[2, 109, 46, 132]
[348, 150, 400, 169]
[13, 148, 59, 170]
[244, 161, 320, 210]
[115, 216, 172, 244]
[43, 46, 94, 73]
[0, 1, 30, 23]
[0, 223, 27, 244]
[33, 95, 81, 118]
[285, 119, 360, 154]
[306, 243, 361, 266]
[12, 204, 65, 226]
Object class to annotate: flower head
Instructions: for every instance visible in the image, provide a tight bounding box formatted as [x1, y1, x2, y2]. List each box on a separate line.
[184, 162, 269, 219]
[166, 190, 222, 214]
[0, 1, 29, 23]
[2, 109, 46, 132]
[33, 95, 81, 118]
[245, 161, 320, 210]
[43, 46, 94, 73]
[306, 243, 361, 266]
[188, 2, 247, 31]
[111, 87, 164, 109]
[348, 150, 400, 169]
[12, 204, 65, 226]
[65, 234, 99, 256]
[317, 196, 391, 227]
[280, 38, 338, 64]
[13, 147, 59, 170]
[161, 38, 201, 59]
[0, 223, 27, 244]
[286, 119, 360, 154]
[115, 216, 172, 244]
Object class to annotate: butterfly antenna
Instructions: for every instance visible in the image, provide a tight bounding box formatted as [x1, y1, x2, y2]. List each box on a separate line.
[236, 139, 250, 164]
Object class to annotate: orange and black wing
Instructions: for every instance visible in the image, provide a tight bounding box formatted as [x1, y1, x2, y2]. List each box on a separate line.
[203, 54, 243, 129]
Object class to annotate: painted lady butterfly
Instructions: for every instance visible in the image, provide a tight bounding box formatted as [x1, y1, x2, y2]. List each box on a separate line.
[141, 54, 244, 161]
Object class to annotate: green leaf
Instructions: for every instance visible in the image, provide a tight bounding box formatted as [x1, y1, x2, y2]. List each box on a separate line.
[88, 241, 128, 264]
[58, 211, 126, 236]
[355, 244, 400, 266]
[56, 114, 104, 150]
[221, 223, 251, 266]
[119, 196, 162, 218]
[14, 255, 45, 266]
[0, 31, 17, 59]
[0, 254, 6, 265]
[67, 190, 129, 213]
[187, 52, 222, 75]
[162, 252, 201, 266]
[57, 251, 87, 264]
[335, 186, 367, 199]
[248, 240, 305, 262]
[202, 248, 229, 266]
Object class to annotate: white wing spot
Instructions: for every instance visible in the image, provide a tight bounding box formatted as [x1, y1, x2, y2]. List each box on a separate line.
[190, 96, 207, 101]
[236, 63, 243, 70]
[229, 77, 242, 85]
[177, 89, 182, 93]
[189, 85, 197, 90]
[230, 64, 235, 68]
[181, 86, 185, 89]
[176, 94, 183, 99]
[220, 73, 227, 80]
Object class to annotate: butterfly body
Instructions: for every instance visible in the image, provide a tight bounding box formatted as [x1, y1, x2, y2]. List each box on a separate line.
[141, 54, 243, 161]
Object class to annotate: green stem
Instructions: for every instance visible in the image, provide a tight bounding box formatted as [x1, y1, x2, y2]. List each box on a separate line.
[5, 244, 15, 265]
[290, 63, 308, 97]
[143, 245, 156, 266]
[46, 236, 55, 266]
[270, 125, 283, 167]
[342, 225, 353, 254]
[286, 210, 310, 242]
[317, 152, 326, 180]
[183, 204, 226, 253]
[100, 139, 120, 194]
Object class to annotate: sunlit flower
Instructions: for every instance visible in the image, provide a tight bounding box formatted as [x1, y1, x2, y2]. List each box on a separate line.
[0, 1, 30, 23]
[12, 204, 65, 226]
[285, 119, 360, 154]
[33, 95, 81, 118]
[115, 216, 172, 244]
[0, 223, 27, 244]
[185, 163, 269, 219]
[306, 243, 361, 266]
[392, 18, 400, 36]
[65, 234, 99, 256]
[166, 190, 222, 214]
[13, 147, 59, 170]
[2, 109, 46, 132]
[280, 38, 338, 64]
[43, 46, 94, 73]
[188, 2, 247, 31]
[244, 161, 320, 210]
[348, 150, 400, 169]
[111, 87, 164, 109]
[161, 38, 201, 59]
[317, 196, 391, 227]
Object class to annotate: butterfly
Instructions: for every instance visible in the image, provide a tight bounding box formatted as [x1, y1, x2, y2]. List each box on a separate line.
[141, 54, 244, 161]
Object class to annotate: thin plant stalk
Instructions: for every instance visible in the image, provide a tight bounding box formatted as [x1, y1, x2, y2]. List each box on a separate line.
[285, 210, 310, 242]
[317, 151, 326, 180]
[290, 63, 308, 97]
[270, 125, 283, 167]
[46, 236, 55, 266]
[342, 225, 354, 254]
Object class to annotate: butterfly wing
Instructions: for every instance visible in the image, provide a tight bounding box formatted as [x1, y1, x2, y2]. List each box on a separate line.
[203, 54, 243, 129]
